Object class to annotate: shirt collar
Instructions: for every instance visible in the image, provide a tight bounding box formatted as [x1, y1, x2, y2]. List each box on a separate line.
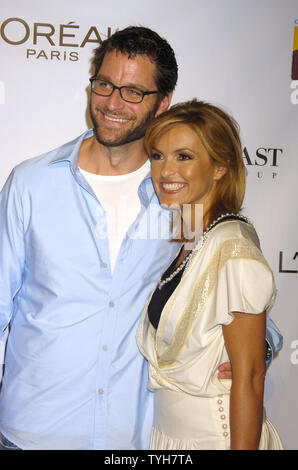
[48, 129, 94, 172]
[48, 128, 156, 207]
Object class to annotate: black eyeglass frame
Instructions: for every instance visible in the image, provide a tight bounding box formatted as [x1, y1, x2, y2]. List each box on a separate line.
[89, 77, 159, 103]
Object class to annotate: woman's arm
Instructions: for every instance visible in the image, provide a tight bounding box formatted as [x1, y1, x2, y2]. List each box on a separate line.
[222, 311, 267, 450]
[218, 315, 282, 379]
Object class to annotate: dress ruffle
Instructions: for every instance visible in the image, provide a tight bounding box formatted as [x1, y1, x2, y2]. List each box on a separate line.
[150, 416, 284, 450]
[259, 416, 284, 450]
[150, 427, 229, 450]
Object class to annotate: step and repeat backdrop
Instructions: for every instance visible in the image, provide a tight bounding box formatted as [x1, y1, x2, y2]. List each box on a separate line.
[0, 0, 297, 450]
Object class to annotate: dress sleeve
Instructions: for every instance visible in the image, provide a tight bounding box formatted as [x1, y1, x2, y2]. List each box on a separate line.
[212, 237, 276, 326]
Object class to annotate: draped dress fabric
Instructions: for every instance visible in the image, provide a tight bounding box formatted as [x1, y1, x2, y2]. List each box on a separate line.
[136, 220, 283, 450]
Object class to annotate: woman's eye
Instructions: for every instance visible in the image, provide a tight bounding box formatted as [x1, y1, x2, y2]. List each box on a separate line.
[178, 153, 192, 160]
[150, 153, 162, 160]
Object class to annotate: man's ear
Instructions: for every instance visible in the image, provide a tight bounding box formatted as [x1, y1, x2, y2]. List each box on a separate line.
[155, 92, 173, 117]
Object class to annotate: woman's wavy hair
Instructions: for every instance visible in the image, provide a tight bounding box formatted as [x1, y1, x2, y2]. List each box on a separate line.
[144, 99, 246, 224]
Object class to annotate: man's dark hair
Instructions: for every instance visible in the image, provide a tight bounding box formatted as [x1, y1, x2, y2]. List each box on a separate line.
[92, 26, 178, 96]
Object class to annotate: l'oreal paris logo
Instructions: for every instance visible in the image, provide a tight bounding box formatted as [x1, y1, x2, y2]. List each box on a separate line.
[0, 17, 113, 62]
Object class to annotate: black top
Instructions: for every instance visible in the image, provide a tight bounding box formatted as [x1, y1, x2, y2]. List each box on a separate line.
[148, 247, 186, 329]
[148, 215, 249, 329]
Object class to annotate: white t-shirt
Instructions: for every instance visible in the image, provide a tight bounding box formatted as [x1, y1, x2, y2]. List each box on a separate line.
[79, 160, 150, 272]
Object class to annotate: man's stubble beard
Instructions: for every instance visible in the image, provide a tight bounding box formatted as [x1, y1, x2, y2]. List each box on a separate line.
[89, 100, 160, 147]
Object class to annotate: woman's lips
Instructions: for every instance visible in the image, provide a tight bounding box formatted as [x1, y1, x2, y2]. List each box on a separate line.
[160, 182, 187, 193]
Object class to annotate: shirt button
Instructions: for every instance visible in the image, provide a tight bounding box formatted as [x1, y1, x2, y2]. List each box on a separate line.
[217, 399, 223, 404]
[102, 345, 108, 351]
[223, 432, 228, 437]
[98, 389, 104, 395]
[222, 424, 228, 429]
[218, 407, 224, 412]
[109, 301, 114, 308]
[101, 262, 107, 268]
[220, 415, 226, 420]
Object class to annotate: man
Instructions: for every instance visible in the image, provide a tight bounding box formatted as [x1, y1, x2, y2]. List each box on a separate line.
[0, 26, 282, 450]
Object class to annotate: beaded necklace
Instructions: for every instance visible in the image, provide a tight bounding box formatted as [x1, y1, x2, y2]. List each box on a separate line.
[158, 213, 249, 290]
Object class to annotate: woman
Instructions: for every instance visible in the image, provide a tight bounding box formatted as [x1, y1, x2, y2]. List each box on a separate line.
[136, 100, 283, 450]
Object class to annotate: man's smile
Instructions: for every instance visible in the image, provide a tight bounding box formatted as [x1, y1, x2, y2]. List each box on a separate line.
[103, 113, 131, 124]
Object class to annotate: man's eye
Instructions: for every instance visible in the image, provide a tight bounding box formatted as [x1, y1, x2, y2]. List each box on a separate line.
[126, 88, 142, 97]
[97, 80, 111, 89]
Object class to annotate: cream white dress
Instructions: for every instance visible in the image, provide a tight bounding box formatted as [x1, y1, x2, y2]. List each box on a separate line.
[136, 220, 283, 450]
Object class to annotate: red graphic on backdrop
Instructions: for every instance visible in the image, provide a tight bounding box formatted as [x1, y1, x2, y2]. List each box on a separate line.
[292, 26, 298, 80]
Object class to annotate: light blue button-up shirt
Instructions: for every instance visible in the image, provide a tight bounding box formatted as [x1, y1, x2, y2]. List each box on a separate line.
[0, 130, 181, 450]
[0, 130, 282, 450]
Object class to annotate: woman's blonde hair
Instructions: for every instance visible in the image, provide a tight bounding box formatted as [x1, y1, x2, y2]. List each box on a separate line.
[144, 99, 246, 224]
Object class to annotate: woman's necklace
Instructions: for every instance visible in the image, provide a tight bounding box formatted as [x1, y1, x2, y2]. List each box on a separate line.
[158, 213, 249, 290]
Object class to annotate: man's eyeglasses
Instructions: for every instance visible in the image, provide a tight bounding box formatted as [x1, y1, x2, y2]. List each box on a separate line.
[89, 77, 159, 104]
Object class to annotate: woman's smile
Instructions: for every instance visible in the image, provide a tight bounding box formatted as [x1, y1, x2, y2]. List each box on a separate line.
[150, 124, 221, 211]
[159, 181, 187, 193]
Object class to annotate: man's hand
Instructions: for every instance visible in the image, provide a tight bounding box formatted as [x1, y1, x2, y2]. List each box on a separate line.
[218, 361, 232, 379]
